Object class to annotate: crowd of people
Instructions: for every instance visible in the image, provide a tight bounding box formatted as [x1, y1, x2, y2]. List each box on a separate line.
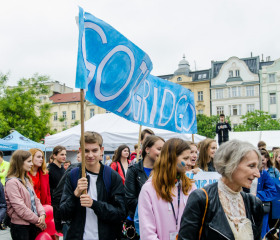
[0, 122, 279, 240]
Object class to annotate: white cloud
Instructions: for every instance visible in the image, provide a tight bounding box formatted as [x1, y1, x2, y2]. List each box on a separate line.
[0, 0, 279, 87]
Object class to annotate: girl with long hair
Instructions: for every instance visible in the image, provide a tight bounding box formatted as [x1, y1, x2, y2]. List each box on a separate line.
[28, 148, 51, 205]
[111, 145, 131, 184]
[197, 138, 217, 171]
[138, 138, 196, 239]
[273, 149, 280, 172]
[5, 150, 46, 240]
[125, 135, 165, 222]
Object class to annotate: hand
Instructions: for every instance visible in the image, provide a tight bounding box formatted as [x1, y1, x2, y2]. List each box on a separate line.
[36, 215, 46, 230]
[80, 194, 93, 208]
[74, 177, 88, 197]
[225, 120, 228, 123]
[191, 168, 200, 174]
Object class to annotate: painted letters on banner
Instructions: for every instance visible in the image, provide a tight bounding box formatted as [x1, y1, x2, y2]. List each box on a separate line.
[186, 171, 221, 189]
[76, 7, 197, 133]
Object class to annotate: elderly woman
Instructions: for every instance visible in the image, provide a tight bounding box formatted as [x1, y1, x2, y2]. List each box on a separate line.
[178, 140, 264, 240]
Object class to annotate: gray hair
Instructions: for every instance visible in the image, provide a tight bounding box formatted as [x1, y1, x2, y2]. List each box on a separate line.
[214, 139, 261, 180]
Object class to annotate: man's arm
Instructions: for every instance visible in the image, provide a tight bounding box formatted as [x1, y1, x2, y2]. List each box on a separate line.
[59, 173, 80, 221]
[90, 172, 126, 223]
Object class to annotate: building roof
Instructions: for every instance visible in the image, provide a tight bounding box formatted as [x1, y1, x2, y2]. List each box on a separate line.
[49, 92, 83, 103]
[259, 61, 274, 69]
[211, 56, 260, 78]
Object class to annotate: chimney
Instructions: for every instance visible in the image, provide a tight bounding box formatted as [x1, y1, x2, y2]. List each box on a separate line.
[251, 52, 253, 57]
[261, 54, 264, 62]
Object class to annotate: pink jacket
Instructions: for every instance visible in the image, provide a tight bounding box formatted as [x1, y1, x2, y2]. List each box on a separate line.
[138, 178, 196, 240]
[5, 178, 45, 225]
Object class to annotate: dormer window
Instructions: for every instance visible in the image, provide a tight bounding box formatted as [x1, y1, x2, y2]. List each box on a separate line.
[177, 77, 182, 82]
[235, 70, 240, 77]
[229, 70, 233, 77]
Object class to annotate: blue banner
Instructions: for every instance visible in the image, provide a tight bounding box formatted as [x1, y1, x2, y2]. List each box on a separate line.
[76, 7, 197, 133]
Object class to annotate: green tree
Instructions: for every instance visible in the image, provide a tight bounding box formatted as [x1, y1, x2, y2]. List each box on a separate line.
[234, 110, 280, 131]
[197, 114, 219, 138]
[0, 73, 53, 142]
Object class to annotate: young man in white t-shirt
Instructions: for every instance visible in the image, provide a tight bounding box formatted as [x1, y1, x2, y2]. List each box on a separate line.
[60, 132, 126, 240]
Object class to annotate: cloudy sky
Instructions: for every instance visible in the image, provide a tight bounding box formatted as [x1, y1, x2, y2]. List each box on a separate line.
[1, 0, 279, 88]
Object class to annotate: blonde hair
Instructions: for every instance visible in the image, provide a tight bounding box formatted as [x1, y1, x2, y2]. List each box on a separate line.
[274, 149, 280, 171]
[7, 150, 32, 187]
[29, 148, 48, 175]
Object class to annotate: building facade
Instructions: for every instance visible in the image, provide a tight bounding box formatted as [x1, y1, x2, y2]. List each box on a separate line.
[49, 92, 106, 132]
[211, 56, 260, 127]
[259, 58, 280, 119]
[160, 56, 211, 116]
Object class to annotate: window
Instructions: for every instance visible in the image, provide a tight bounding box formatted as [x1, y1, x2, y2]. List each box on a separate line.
[271, 114, 277, 119]
[53, 112, 57, 121]
[216, 89, 223, 99]
[269, 74, 275, 83]
[90, 109, 95, 118]
[235, 70, 240, 77]
[229, 70, 233, 77]
[247, 104, 254, 113]
[231, 87, 241, 97]
[62, 111, 67, 119]
[246, 86, 254, 97]
[216, 106, 224, 115]
[71, 111, 76, 120]
[270, 93, 276, 104]
[198, 110, 203, 114]
[229, 105, 241, 116]
[203, 73, 207, 78]
[198, 91, 203, 101]
[177, 77, 182, 82]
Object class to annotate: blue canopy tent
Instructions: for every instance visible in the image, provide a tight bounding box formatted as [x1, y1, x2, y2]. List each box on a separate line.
[2, 131, 46, 151]
[0, 139, 17, 151]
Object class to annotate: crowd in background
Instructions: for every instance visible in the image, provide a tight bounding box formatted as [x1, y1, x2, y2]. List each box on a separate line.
[0, 125, 279, 240]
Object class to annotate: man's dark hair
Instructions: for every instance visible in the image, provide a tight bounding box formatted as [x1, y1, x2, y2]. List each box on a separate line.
[219, 113, 225, 117]
[0, 151, 3, 158]
[140, 128, 155, 141]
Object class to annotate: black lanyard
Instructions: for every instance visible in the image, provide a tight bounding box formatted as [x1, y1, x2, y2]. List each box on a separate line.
[170, 184, 181, 230]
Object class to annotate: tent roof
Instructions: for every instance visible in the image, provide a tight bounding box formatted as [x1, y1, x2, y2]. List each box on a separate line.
[0, 139, 18, 151]
[3, 131, 46, 151]
[218, 130, 280, 150]
[45, 113, 206, 151]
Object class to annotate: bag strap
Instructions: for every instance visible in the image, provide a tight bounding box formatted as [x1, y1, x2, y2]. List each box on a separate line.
[199, 188, 208, 240]
[103, 165, 112, 196]
[70, 167, 80, 190]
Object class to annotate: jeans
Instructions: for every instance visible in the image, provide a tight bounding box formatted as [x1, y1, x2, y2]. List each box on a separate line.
[10, 223, 40, 240]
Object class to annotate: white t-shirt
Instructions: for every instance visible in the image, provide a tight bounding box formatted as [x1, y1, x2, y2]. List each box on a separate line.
[83, 172, 99, 240]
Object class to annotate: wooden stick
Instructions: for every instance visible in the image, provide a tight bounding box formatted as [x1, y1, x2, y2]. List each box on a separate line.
[136, 125, 142, 163]
[80, 89, 86, 178]
[192, 134, 194, 143]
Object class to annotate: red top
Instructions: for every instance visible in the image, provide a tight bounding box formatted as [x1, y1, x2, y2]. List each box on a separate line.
[28, 168, 51, 205]
[30, 172, 41, 200]
[111, 160, 131, 185]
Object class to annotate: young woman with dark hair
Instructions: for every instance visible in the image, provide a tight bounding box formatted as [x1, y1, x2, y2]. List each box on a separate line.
[5, 150, 46, 240]
[197, 138, 217, 172]
[138, 138, 196, 239]
[111, 144, 131, 184]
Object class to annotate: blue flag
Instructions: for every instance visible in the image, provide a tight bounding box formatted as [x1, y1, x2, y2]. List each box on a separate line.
[76, 7, 197, 134]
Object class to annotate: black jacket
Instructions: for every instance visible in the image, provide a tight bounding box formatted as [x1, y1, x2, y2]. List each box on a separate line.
[216, 122, 231, 144]
[178, 182, 263, 240]
[125, 160, 148, 219]
[60, 163, 126, 240]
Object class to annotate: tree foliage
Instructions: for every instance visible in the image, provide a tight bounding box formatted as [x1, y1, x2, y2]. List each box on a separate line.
[0, 73, 53, 142]
[197, 114, 219, 139]
[234, 110, 280, 131]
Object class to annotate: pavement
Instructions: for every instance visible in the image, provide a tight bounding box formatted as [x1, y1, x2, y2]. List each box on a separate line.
[0, 227, 63, 240]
